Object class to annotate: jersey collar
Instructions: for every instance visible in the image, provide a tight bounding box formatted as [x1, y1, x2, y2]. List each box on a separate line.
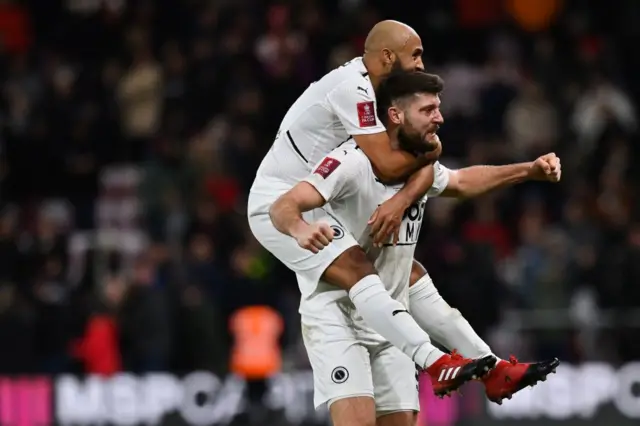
[354, 57, 369, 77]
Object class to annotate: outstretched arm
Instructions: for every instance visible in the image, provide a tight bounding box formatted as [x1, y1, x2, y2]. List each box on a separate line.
[442, 163, 532, 198]
[441, 153, 561, 198]
[368, 153, 562, 246]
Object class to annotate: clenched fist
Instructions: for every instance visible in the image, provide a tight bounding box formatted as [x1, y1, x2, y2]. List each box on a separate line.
[293, 222, 335, 253]
[530, 152, 562, 182]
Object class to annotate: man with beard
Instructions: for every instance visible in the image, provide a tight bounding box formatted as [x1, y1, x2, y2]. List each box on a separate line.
[269, 70, 561, 425]
[248, 22, 492, 401]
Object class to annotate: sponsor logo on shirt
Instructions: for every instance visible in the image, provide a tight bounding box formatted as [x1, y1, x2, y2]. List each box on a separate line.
[357, 101, 376, 127]
[313, 157, 341, 179]
[401, 201, 426, 244]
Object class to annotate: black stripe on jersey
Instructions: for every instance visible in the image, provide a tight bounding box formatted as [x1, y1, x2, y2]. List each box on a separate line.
[381, 242, 417, 247]
[286, 131, 308, 163]
[361, 71, 369, 77]
[338, 136, 353, 147]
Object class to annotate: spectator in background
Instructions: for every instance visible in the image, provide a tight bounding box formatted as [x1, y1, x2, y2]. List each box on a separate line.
[505, 79, 559, 159]
[139, 139, 197, 241]
[230, 305, 283, 424]
[4, 55, 42, 136]
[224, 124, 263, 193]
[255, 4, 306, 81]
[572, 74, 637, 156]
[463, 197, 513, 261]
[511, 200, 550, 305]
[0, 1, 31, 54]
[478, 53, 521, 137]
[618, 224, 640, 361]
[24, 204, 73, 373]
[63, 117, 100, 229]
[0, 206, 21, 283]
[0, 281, 36, 373]
[118, 256, 171, 373]
[32, 251, 72, 373]
[184, 232, 225, 304]
[71, 274, 123, 376]
[117, 29, 163, 161]
[176, 283, 228, 373]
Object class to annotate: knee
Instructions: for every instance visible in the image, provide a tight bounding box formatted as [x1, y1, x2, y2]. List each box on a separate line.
[322, 246, 377, 290]
[334, 414, 375, 426]
[342, 415, 375, 426]
[330, 397, 377, 426]
[376, 410, 416, 426]
[348, 418, 376, 426]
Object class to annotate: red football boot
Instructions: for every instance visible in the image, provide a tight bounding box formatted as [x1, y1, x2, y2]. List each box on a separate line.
[482, 356, 560, 404]
[426, 350, 497, 398]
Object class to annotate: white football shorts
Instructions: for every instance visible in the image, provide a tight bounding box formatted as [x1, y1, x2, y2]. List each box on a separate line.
[248, 192, 359, 295]
[300, 294, 420, 413]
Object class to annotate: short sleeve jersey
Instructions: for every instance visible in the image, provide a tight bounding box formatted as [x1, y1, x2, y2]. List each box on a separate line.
[251, 58, 386, 196]
[303, 143, 451, 305]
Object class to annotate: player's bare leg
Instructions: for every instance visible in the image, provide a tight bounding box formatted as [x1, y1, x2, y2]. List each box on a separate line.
[408, 260, 559, 403]
[322, 247, 495, 396]
[376, 410, 416, 426]
[329, 396, 376, 426]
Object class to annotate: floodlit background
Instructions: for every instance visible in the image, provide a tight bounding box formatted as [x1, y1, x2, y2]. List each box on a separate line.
[0, 0, 639, 425]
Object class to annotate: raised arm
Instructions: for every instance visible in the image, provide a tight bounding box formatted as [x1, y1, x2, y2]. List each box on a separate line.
[440, 153, 562, 198]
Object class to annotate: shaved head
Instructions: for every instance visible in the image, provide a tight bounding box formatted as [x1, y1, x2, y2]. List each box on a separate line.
[362, 20, 424, 86]
[364, 20, 419, 53]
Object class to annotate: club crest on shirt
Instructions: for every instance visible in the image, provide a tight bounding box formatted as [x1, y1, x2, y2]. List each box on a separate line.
[314, 157, 341, 179]
[330, 225, 344, 239]
[357, 101, 376, 127]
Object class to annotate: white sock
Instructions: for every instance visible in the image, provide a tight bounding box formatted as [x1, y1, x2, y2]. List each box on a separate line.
[349, 275, 445, 368]
[409, 274, 498, 361]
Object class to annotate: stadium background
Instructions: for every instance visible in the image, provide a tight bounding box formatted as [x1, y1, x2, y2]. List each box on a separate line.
[0, 0, 639, 425]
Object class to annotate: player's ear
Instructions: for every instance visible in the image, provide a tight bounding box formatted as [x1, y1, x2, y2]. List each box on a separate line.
[387, 106, 403, 125]
[382, 48, 394, 66]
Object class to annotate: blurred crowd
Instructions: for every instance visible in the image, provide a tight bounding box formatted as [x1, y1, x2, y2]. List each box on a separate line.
[0, 0, 639, 377]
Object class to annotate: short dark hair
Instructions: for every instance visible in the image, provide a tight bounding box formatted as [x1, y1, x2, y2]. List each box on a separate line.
[376, 70, 444, 125]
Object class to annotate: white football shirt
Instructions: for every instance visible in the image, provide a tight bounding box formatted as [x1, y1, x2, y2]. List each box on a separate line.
[250, 57, 386, 202]
[302, 143, 451, 306]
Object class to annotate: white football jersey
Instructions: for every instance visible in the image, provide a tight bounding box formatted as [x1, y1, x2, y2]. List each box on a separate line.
[250, 57, 386, 199]
[303, 143, 451, 306]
